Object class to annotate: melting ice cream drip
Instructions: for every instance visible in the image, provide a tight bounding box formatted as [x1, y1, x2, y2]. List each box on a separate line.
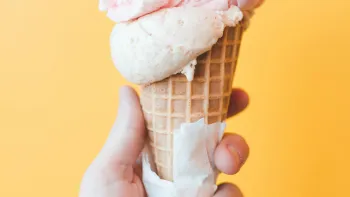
[181, 59, 197, 81]
[217, 6, 244, 26]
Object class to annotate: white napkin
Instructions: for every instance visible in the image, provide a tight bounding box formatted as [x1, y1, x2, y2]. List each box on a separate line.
[143, 119, 226, 197]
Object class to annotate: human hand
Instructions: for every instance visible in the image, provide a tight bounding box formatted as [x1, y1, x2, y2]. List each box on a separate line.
[79, 86, 250, 197]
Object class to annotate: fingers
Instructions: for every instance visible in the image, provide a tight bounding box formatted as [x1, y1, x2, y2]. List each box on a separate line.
[97, 86, 146, 167]
[227, 88, 249, 118]
[214, 183, 243, 197]
[215, 133, 249, 175]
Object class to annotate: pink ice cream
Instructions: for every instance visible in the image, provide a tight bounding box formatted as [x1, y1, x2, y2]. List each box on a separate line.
[100, 0, 264, 23]
[100, 0, 263, 84]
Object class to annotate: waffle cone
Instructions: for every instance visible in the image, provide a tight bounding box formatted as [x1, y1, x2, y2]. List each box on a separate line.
[140, 25, 244, 181]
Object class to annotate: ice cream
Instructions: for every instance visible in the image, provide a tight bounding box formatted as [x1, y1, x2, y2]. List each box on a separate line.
[109, 6, 243, 84]
[100, 0, 263, 84]
[100, 0, 264, 23]
[101, 0, 264, 84]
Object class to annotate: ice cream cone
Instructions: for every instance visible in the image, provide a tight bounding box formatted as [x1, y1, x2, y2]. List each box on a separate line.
[140, 24, 244, 181]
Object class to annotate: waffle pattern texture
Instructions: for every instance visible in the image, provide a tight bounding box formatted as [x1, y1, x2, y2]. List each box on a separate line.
[140, 24, 244, 181]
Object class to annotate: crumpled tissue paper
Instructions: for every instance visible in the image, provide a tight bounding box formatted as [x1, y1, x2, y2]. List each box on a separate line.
[142, 118, 226, 197]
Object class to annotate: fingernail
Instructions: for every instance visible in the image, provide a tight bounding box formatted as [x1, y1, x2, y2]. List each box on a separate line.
[228, 145, 244, 167]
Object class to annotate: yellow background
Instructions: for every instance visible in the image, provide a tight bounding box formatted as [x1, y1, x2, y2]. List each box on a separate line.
[1, 0, 349, 197]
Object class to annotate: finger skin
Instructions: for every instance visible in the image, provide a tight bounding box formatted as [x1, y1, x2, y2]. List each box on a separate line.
[227, 88, 250, 118]
[214, 183, 243, 197]
[215, 133, 250, 175]
[96, 86, 146, 167]
[113, 86, 146, 165]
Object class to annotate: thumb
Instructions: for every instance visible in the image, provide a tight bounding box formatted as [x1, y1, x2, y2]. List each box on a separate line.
[97, 86, 146, 167]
